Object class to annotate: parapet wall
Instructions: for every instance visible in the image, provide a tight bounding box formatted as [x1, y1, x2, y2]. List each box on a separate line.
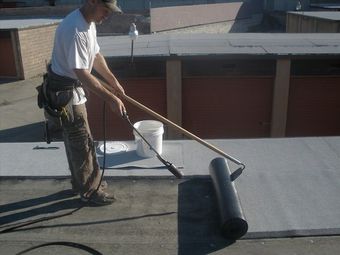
[0, 5, 80, 17]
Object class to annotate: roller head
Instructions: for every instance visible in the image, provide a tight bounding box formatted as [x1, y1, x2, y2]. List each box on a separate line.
[167, 163, 184, 179]
[210, 157, 248, 240]
[221, 218, 248, 240]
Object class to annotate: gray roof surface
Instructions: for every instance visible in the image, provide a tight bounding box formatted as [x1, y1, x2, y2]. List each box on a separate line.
[2, 178, 340, 254]
[0, 18, 61, 30]
[99, 33, 340, 58]
[289, 11, 340, 21]
[1, 137, 340, 239]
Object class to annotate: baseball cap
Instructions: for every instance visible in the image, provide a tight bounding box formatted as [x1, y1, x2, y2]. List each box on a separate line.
[101, 0, 122, 13]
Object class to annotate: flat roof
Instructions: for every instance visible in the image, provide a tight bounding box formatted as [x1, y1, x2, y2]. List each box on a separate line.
[0, 18, 61, 31]
[1, 137, 340, 239]
[288, 11, 340, 21]
[99, 33, 340, 58]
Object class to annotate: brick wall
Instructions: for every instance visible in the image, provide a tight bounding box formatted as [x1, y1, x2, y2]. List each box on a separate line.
[18, 24, 57, 79]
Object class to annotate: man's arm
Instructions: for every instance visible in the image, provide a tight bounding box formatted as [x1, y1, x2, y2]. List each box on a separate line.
[92, 53, 125, 96]
[73, 68, 126, 116]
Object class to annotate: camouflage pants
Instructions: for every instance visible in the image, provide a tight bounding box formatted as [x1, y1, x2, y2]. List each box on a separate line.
[62, 103, 101, 197]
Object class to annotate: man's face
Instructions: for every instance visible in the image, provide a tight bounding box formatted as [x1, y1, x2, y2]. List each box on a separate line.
[93, 2, 113, 24]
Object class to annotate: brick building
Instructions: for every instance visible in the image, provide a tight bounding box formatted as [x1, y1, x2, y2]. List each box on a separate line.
[0, 18, 60, 79]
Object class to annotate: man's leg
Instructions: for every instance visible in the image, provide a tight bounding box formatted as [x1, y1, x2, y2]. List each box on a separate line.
[63, 135, 79, 193]
[64, 127, 107, 195]
[62, 104, 114, 204]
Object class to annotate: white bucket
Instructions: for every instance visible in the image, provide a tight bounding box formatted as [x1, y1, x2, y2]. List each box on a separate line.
[133, 120, 164, 158]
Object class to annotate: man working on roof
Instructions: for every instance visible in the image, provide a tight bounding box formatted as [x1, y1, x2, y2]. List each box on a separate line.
[47, 0, 126, 205]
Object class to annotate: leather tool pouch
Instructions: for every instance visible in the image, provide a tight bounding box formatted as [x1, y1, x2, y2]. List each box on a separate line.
[46, 84, 74, 109]
[46, 66, 77, 109]
[37, 66, 80, 115]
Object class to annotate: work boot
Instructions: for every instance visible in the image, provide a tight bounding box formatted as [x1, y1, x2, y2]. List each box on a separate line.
[81, 190, 116, 206]
[72, 180, 108, 195]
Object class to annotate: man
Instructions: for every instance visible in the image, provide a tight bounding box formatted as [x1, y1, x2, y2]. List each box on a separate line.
[48, 0, 126, 205]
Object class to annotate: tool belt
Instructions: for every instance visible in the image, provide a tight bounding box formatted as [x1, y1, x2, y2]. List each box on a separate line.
[37, 65, 81, 117]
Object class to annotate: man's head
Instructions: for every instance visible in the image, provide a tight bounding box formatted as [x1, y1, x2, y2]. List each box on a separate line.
[100, 0, 122, 13]
[82, 0, 122, 24]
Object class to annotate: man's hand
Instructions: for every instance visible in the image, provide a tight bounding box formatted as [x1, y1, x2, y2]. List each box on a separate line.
[111, 81, 125, 96]
[110, 96, 126, 117]
[74, 68, 126, 117]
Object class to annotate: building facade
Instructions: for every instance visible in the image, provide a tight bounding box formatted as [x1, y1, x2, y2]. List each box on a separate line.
[84, 34, 340, 140]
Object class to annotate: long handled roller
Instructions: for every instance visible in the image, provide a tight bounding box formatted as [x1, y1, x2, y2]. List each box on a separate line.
[120, 94, 245, 171]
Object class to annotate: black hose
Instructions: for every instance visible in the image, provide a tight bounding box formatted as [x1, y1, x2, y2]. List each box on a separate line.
[15, 241, 103, 255]
[95, 102, 107, 194]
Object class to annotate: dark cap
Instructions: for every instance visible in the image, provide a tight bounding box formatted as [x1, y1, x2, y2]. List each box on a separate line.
[101, 0, 122, 13]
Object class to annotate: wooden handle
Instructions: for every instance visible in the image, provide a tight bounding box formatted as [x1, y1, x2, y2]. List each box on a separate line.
[121, 94, 244, 166]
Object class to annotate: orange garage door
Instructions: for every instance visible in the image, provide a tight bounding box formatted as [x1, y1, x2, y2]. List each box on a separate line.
[286, 76, 340, 137]
[182, 76, 274, 138]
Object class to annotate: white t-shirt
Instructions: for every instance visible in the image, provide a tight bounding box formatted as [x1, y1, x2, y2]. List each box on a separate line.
[51, 9, 100, 105]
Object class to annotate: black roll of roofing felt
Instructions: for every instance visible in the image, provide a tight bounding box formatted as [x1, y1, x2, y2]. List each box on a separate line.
[209, 157, 248, 240]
